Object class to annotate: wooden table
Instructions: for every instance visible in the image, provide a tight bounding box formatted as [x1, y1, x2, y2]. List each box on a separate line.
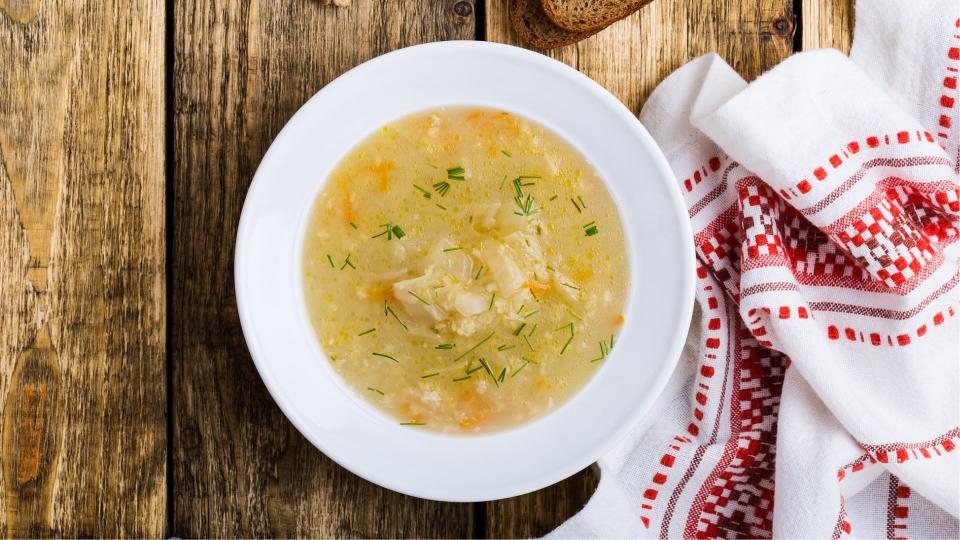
[0, 1, 852, 536]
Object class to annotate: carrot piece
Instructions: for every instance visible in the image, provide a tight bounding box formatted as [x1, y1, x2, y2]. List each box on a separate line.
[614, 313, 625, 325]
[342, 192, 355, 223]
[369, 161, 395, 192]
[526, 281, 550, 293]
[466, 110, 483, 120]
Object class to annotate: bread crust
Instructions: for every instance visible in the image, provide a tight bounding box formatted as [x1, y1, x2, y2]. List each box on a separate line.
[509, 0, 601, 49]
[540, 0, 651, 33]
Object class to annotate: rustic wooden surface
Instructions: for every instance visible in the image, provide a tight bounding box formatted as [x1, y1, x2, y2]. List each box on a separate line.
[0, 0, 852, 536]
[0, 0, 167, 537]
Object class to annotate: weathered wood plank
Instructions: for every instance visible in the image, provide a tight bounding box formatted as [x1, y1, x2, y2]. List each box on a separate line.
[489, 0, 794, 113]
[485, 0, 794, 536]
[802, 0, 855, 53]
[171, 1, 477, 536]
[0, 0, 166, 536]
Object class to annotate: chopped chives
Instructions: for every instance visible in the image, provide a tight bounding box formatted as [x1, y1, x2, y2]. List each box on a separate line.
[400, 421, 425, 426]
[372, 223, 406, 240]
[392, 225, 405, 239]
[497, 368, 506, 383]
[523, 309, 540, 319]
[452, 332, 496, 362]
[523, 334, 534, 351]
[513, 178, 524, 199]
[436, 203, 447, 210]
[384, 303, 408, 330]
[340, 253, 355, 270]
[497, 344, 516, 352]
[584, 223, 599, 236]
[367, 387, 385, 395]
[562, 283, 580, 291]
[478, 358, 499, 387]
[571, 198, 582, 212]
[408, 290, 431, 305]
[488, 292, 496, 310]
[474, 265, 485, 280]
[326, 254, 335, 268]
[512, 323, 527, 336]
[560, 336, 574, 355]
[349, 222, 358, 229]
[372, 352, 399, 363]
[567, 308, 583, 321]
[577, 195, 587, 208]
[453, 375, 472, 382]
[466, 364, 483, 375]
[517, 304, 525, 314]
[527, 323, 538, 337]
[610, 333, 616, 349]
[556, 322, 575, 355]
[511, 360, 530, 378]
[413, 184, 432, 198]
[357, 328, 376, 336]
[436, 343, 456, 350]
[519, 175, 541, 179]
[501, 149, 511, 157]
[549, 195, 558, 201]
[421, 372, 440, 379]
[443, 246, 463, 252]
[447, 166, 465, 180]
[433, 181, 451, 197]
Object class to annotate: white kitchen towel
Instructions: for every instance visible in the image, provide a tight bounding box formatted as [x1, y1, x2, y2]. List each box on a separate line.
[550, 1, 960, 538]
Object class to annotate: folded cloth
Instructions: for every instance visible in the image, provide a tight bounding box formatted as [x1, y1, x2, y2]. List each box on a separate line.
[549, 1, 959, 537]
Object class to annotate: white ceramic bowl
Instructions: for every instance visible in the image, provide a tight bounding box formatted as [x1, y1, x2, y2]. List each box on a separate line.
[235, 41, 693, 502]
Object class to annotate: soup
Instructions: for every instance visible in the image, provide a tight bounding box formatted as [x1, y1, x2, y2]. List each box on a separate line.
[302, 107, 629, 433]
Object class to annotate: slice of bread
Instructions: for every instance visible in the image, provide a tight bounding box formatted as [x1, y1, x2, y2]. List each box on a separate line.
[509, 0, 601, 49]
[540, 0, 652, 32]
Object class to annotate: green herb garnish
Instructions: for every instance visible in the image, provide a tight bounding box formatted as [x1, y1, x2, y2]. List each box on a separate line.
[326, 254, 335, 268]
[527, 323, 538, 337]
[413, 184, 432, 198]
[512, 323, 526, 336]
[340, 253, 356, 270]
[571, 198, 582, 212]
[436, 203, 447, 210]
[497, 368, 506, 383]
[523, 309, 540, 319]
[372, 223, 406, 240]
[488, 292, 496, 310]
[478, 358, 499, 387]
[453, 375, 472, 382]
[367, 387, 385, 395]
[372, 352, 399, 363]
[436, 343, 456, 350]
[511, 360, 530, 378]
[443, 246, 463, 252]
[357, 328, 376, 336]
[562, 283, 580, 291]
[549, 195, 559, 201]
[523, 334, 534, 351]
[577, 195, 587, 209]
[384, 301, 408, 330]
[408, 290, 431, 305]
[349, 222, 358, 229]
[567, 308, 583, 321]
[452, 332, 495, 362]
[501, 150, 511, 157]
[557, 322, 575, 355]
[421, 372, 440, 379]
[433, 181, 451, 197]
[497, 344, 515, 352]
[474, 265, 485, 280]
[400, 421, 425, 426]
[447, 166, 465, 180]
[583, 221, 599, 236]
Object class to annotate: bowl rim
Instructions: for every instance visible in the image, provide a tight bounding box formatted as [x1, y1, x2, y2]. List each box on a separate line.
[235, 40, 694, 502]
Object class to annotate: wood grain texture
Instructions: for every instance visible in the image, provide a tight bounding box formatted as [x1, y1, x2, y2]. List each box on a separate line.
[493, 0, 794, 113]
[0, 0, 166, 537]
[486, 0, 793, 536]
[171, 1, 477, 537]
[803, 0, 855, 53]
